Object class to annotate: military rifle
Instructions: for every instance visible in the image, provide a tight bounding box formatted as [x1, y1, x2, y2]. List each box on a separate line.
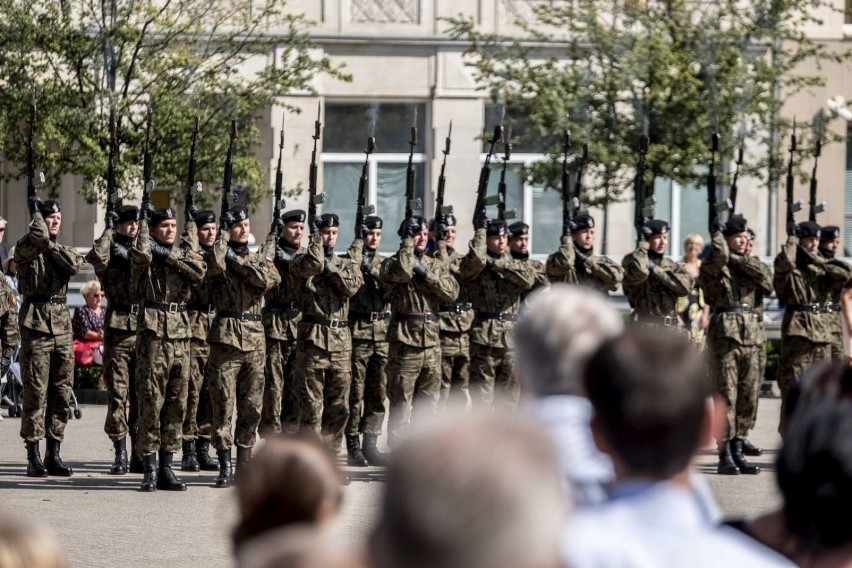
[707, 132, 732, 232]
[729, 145, 744, 217]
[473, 122, 504, 226]
[141, 109, 154, 219]
[355, 135, 376, 235]
[785, 120, 804, 230]
[308, 102, 325, 234]
[185, 116, 202, 222]
[497, 126, 516, 221]
[633, 134, 653, 241]
[26, 96, 39, 214]
[405, 110, 421, 219]
[808, 137, 825, 222]
[220, 119, 237, 223]
[434, 121, 453, 225]
[573, 142, 589, 215]
[561, 130, 576, 229]
[105, 109, 121, 223]
[273, 118, 286, 222]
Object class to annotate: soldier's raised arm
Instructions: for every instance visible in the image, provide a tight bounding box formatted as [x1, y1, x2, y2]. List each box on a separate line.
[86, 225, 114, 276]
[15, 212, 50, 263]
[325, 255, 363, 299]
[546, 235, 577, 282]
[381, 237, 417, 284]
[290, 231, 324, 278]
[586, 256, 624, 291]
[622, 242, 651, 286]
[650, 261, 693, 296]
[458, 227, 488, 281]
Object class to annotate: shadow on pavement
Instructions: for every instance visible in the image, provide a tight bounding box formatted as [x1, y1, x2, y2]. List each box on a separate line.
[345, 469, 387, 483]
[0, 462, 224, 491]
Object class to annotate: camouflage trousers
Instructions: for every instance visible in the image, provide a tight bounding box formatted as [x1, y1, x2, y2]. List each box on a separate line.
[294, 342, 351, 452]
[777, 335, 832, 396]
[830, 331, 844, 363]
[102, 328, 138, 442]
[469, 342, 519, 413]
[182, 338, 212, 441]
[385, 341, 441, 446]
[135, 332, 189, 455]
[439, 331, 470, 402]
[707, 337, 762, 439]
[346, 339, 388, 437]
[19, 328, 74, 443]
[260, 336, 298, 437]
[208, 343, 265, 450]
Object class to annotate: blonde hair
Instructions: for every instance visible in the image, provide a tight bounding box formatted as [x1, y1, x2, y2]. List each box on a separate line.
[80, 280, 101, 299]
[683, 233, 704, 249]
[0, 515, 66, 568]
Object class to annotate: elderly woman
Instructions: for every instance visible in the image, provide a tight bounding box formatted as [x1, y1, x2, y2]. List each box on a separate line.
[72, 281, 105, 366]
[678, 233, 710, 342]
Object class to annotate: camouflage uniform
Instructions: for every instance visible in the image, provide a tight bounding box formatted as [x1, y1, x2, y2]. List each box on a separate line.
[818, 247, 852, 363]
[459, 229, 535, 412]
[289, 230, 362, 451]
[17, 213, 82, 444]
[546, 236, 624, 294]
[622, 241, 693, 324]
[381, 237, 459, 443]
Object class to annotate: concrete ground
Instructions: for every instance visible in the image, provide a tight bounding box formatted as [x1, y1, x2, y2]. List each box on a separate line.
[0, 398, 782, 567]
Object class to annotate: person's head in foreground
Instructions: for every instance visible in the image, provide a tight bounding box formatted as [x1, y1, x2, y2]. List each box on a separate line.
[237, 526, 363, 568]
[0, 514, 66, 568]
[233, 434, 344, 552]
[369, 414, 567, 568]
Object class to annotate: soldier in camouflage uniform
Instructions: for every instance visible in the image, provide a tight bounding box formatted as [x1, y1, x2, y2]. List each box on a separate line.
[817, 226, 852, 362]
[546, 213, 623, 294]
[507, 222, 549, 297]
[207, 206, 280, 488]
[342, 215, 390, 466]
[459, 218, 535, 412]
[699, 217, 772, 476]
[622, 219, 693, 325]
[428, 214, 474, 408]
[86, 205, 140, 475]
[179, 210, 220, 472]
[132, 207, 205, 492]
[381, 216, 458, 444]
[260, 209, 306, 437]
[18, 199, 83, 478]
[290, 213, 362, 453]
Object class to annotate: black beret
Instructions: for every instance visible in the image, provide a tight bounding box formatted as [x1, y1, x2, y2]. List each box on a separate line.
[508, 221, 529, 239]
[281, 209, 306, 224]
[150, 207, 176, 226]
[820, 225, 840, 242]
[644, 219, 670, 236]
[229, 206, 249, 222]
[116, 205, 139, 224]
[39, 200, 61, 216]
[723, 217, 749, 237]
[573, 213, 595, 232]
[746, 228, 756, 241]
[487, 219, 508, 237]
[364, 216, 383, 230]
[797, 221, 821, 239]
[194, 210, 216, 226]
[429, 214, 458, 231]
[319, 213, 340, 228]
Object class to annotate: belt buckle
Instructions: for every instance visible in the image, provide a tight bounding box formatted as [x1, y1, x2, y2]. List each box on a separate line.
[369, 312, 379, 323]
[662, 316, 672, 326]
[168, 303, 179, 314]
[454, 304, 463, 314]
[130, 304, 139, 316]
[740, 304, 751, 314]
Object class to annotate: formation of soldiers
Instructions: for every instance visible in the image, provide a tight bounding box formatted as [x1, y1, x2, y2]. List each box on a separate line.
[10, 116, 852, 488]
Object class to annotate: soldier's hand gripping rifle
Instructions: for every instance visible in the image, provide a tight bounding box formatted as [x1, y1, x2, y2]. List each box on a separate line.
[140, 109, 155, 222]
[633, 134, 653, 241]
[729, 144, 744, 217]
[497, 126, 517, 221]
[707, 132, 732, 233]
[308, 102, 325, 235]
[405, 111, 422, 219]
[354, 135, 376, 236]
[808, 137, 825, 222]
[474, 123, 504, 226]
[785, 120, 804, 235]
[435, 122, 454, 228]
[185, 116, 202, 223]
[219, 120, 237, 230]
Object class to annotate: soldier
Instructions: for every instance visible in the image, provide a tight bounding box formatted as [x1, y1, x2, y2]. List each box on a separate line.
[180, 210, 220, 472]
[699, 217, 772, 476]
[428, 214, 474, 407]
[18, 199, 83, 478]
[132, 206, 205, 492]
[507, 221, 549, 295]
[86, 205, 141, 475]
[343, 215, 390, 467]
[817, 226, 852, 362]
[290, 213, 362, 453]
[546, 213, 624, 294]
[381, 216, 459, 444]
[459, 218, 535, 412]
[622, 219, 693, 325]
[207, 206, 280, 488]
[260, 209, 306, 438]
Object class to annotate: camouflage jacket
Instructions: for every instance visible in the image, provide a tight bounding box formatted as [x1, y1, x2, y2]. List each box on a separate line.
[207, 230, 281, 352]
[822, 255, 852, 338]
[343, 239, 390, 343]
[512, 252, 549, 301]
[180, 220, 217, 343]
[546, 236, 624, 294]
[290, 233, 363, 353]
[261, 233, 305, 342]
[774, 236, 848, 342]
[16, 213, 83, 336]
[429, 245, 474, 335]
[622, 242, 693, 321]
[131, 220, 206, 340]
[381, 239, 459, 348]
[699, 232, 773, 346]
[0, 279, 19, 358]
[459, 229, 536, 348]
[86, 227, 138, 333]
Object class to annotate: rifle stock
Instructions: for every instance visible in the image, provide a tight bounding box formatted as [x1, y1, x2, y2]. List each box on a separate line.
[435, 122, 453, 224]
[274, 118, 286, 221]
[221, 119, 237, 221]
[809, 138, 825, 222]
[633, 135, 650, 240]
[185, 116, 201, 222]
[106, 110, 119, 221]
[141, 109, 154, 216]
[497, 126, 516, 221]
[26, 98, 37, 214]
[405, 112, 421, 219]
[786, 120, 803, 229]
[729, 145, 743, 216]
[561, 130, 575, 228]
[308, 101, 325, 233]
[355, 136, 376, 235]
[474, 124, 504, 226]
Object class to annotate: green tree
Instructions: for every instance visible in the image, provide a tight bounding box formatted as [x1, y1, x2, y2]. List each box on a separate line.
[0, 0, 349, 209]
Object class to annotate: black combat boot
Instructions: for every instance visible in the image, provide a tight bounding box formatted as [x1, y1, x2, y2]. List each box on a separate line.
[157, 449, 187, 491]
[196, 438, 219, 471]
[128, 435, 144, 474]
[346, 435, 369, 467]
[140, 453, 157, 492]
[234, 446, 252, 482]
[44, 437, 73, 477]
[109, 437, 129, 475]
[716, 440, 740, 475]
[25, 440, 47, 478]
[362, 433, 388, 467]
[181, 440, 200, 472]
[215, 449, 233, 488]
[741, 438, 763, 457]
[731, 438, 760, 474]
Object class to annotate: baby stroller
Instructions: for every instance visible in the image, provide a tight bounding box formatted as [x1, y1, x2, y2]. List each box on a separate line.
[0, 348, 82, 419]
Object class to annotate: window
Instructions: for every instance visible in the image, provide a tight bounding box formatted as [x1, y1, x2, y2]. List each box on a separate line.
[322, 102, 427, 254]
[653, 177, 710, 258]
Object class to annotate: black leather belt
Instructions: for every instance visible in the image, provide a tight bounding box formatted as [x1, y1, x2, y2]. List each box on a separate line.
[187, 303, 215, 314]
[350, 311, 391, 322]
[217, 310, 262, 322]
[826, 303, 842, 313]
[787, 304, 828, 314]
[394, 313, 439, 323]
[440, 303, 473, 314]
[27, 295, 67, 305]
[713, 305, 753, 315]
[301, 314, 348, 329]
[144, 300, 187, 313]
[109, 303, 140, 316]
[266, 300, 299, 311]
[476, 312, 519, 323]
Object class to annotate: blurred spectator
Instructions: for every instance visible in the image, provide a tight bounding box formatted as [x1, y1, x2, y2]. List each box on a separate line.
[563, 328, 793, 567]
[3, 245, 19, 306]
[233, 435, 344, 553]
[369, 414, 567, 568]
[72, 280, 104, 367]
[0, 513, 66, 568]
[678, 233, 710, 342]
[0, 216, 9, 267]
[514, 284, 622, 506]
[237, 526, 363, 568]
